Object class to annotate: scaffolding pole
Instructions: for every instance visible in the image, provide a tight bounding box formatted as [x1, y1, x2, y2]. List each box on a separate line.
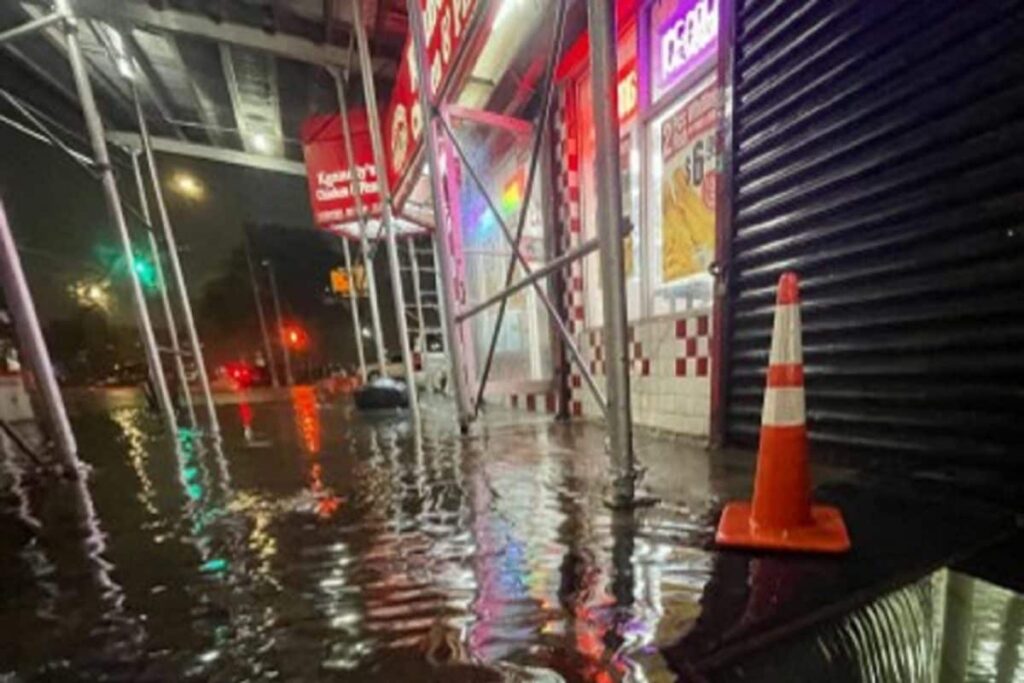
[405, 0, 474, 428]
[340, 237, 368, 382]
[131, 84, 220, 438]
[0, 12, 62, 46]
[431, 237, 452, 374]
[352, 0, 420, 420]
[56, 0, 178, 436]
[129, 146, 197, 428]
[330, 68, 387, 377]
[0, 201, 79, 468]
[587, 0, 636, 504]
[407, 238, 425, 352]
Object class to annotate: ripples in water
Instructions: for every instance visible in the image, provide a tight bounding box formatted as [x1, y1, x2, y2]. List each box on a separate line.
[0, 390, 1019, 682]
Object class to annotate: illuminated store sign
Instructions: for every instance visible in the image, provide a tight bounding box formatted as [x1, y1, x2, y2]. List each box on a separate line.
[651, 0, 718, 101]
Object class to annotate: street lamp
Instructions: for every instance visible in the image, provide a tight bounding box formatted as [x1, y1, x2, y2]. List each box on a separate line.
[70, 279, 111, 311]
[170, 172, 204, 201]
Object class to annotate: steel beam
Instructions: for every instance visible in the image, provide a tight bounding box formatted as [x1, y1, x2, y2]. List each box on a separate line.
[56, 0, 179, 436]
[340, 237, 368, 382]
[353, 0, 420, 420]
[131, 84, 221, 438]
[0, 11, 62, 46]
[331, 69, 387, 377]
[0, 201, 79, 468]
[456, 237, 600, 322]
[405, 0, 474, 427]
[105, 132, 306, 175]
[130, 146, 197, 428]
[63, 0, 381, 69]
[587, 0, 636, 504]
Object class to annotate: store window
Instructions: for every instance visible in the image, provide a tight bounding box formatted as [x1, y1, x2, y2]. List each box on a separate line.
[646, 74, 719, 314]
[577, 23, 642, 328]
[460, 133, 552, 384]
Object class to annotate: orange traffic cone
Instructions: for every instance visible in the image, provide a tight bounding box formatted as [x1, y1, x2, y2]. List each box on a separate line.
[716, 272, 850, 553]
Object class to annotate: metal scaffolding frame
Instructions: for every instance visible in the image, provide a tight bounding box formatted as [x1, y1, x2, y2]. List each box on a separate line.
[0, 0, 637, 497]
[330, 67, 388, 379]
[405, 0, 475, 428]
[130, 80, 221, 438]
[0, 200, 78, 468]
[57, 0, 181, 436]
[339, 237, 368, 382]
[352, 0, 420, 420]
[129, 145, 197, 429]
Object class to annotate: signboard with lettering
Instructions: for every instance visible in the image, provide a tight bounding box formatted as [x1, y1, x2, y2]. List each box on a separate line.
[384, 0, 478, 196]
[301, 112, 380, 228]
[650, 0, 718, 102]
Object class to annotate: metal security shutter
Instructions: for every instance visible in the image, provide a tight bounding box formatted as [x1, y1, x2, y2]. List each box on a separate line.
[726, 0, 1024, 465]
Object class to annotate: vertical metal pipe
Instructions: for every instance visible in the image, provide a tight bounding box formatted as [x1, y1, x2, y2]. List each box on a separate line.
[264, 259, 293, 385]
[407, 238, 425, 352]
[404, 0, 474, 428]
[331, 69, 387, 377]
[340, 237, 368, 382]
[0, 201, 79, 467]
[242, 225, 279, 387]
[131, 87, 221, 438]
[431, 237, 451, 368]
[586, 0, 636, 503]
[710, 0, 737, 448]
[56, 0, 178, 435]
[351, 1, 420, 420]
[130, 148, 197, 427]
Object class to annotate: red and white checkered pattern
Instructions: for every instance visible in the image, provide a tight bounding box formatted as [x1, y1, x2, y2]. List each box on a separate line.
[674, 314, 712, 377]
[508, 391, 559, 414]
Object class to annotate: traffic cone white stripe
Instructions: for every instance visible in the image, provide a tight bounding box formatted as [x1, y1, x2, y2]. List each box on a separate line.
[768, 303, 803, 366]
[761, 386, 806, 427]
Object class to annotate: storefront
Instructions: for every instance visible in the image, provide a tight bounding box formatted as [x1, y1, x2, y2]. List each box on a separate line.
[553, 0, 723, 436]
[387, 0, 564, 412]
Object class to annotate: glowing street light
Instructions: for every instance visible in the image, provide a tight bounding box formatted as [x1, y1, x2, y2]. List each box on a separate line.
[170, 172, 204, 201]
[70, 279, 111, 311]
[250, 132, 272, 154]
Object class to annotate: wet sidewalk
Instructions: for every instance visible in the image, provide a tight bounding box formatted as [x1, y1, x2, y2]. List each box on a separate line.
[0, 389, 1019, 681]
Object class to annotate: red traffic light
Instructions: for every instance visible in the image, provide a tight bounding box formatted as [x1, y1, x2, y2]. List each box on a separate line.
[282, 324, 308, 350]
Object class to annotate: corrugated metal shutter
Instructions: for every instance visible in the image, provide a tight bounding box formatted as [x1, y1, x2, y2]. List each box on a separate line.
[726, 0, 1024, 464]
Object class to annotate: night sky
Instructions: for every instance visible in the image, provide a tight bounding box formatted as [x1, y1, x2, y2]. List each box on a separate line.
[0, 125, 399, 374]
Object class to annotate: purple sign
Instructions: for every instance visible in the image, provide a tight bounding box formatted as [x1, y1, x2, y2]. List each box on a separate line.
[651, 0, 719, 102]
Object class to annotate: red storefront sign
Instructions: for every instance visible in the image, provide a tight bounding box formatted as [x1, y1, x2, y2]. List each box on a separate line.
[301, 111, 380, 228]
[384, 0, 478, 194]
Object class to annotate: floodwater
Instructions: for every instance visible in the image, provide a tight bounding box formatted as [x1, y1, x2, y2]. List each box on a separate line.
[0, 388, 1020, 681]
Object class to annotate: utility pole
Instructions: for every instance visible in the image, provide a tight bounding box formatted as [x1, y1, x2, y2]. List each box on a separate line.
[242, 226, 279, 387]
[264, 259, 293, 386]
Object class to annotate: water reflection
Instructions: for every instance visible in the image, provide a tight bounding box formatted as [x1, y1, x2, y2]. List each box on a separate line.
[0, 400, 1019, 681]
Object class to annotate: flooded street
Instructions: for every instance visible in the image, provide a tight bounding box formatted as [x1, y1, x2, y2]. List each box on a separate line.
[0, 389, 1020, 681]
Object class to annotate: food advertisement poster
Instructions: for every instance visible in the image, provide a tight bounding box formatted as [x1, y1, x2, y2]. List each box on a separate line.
[660, 81, 719, 282]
